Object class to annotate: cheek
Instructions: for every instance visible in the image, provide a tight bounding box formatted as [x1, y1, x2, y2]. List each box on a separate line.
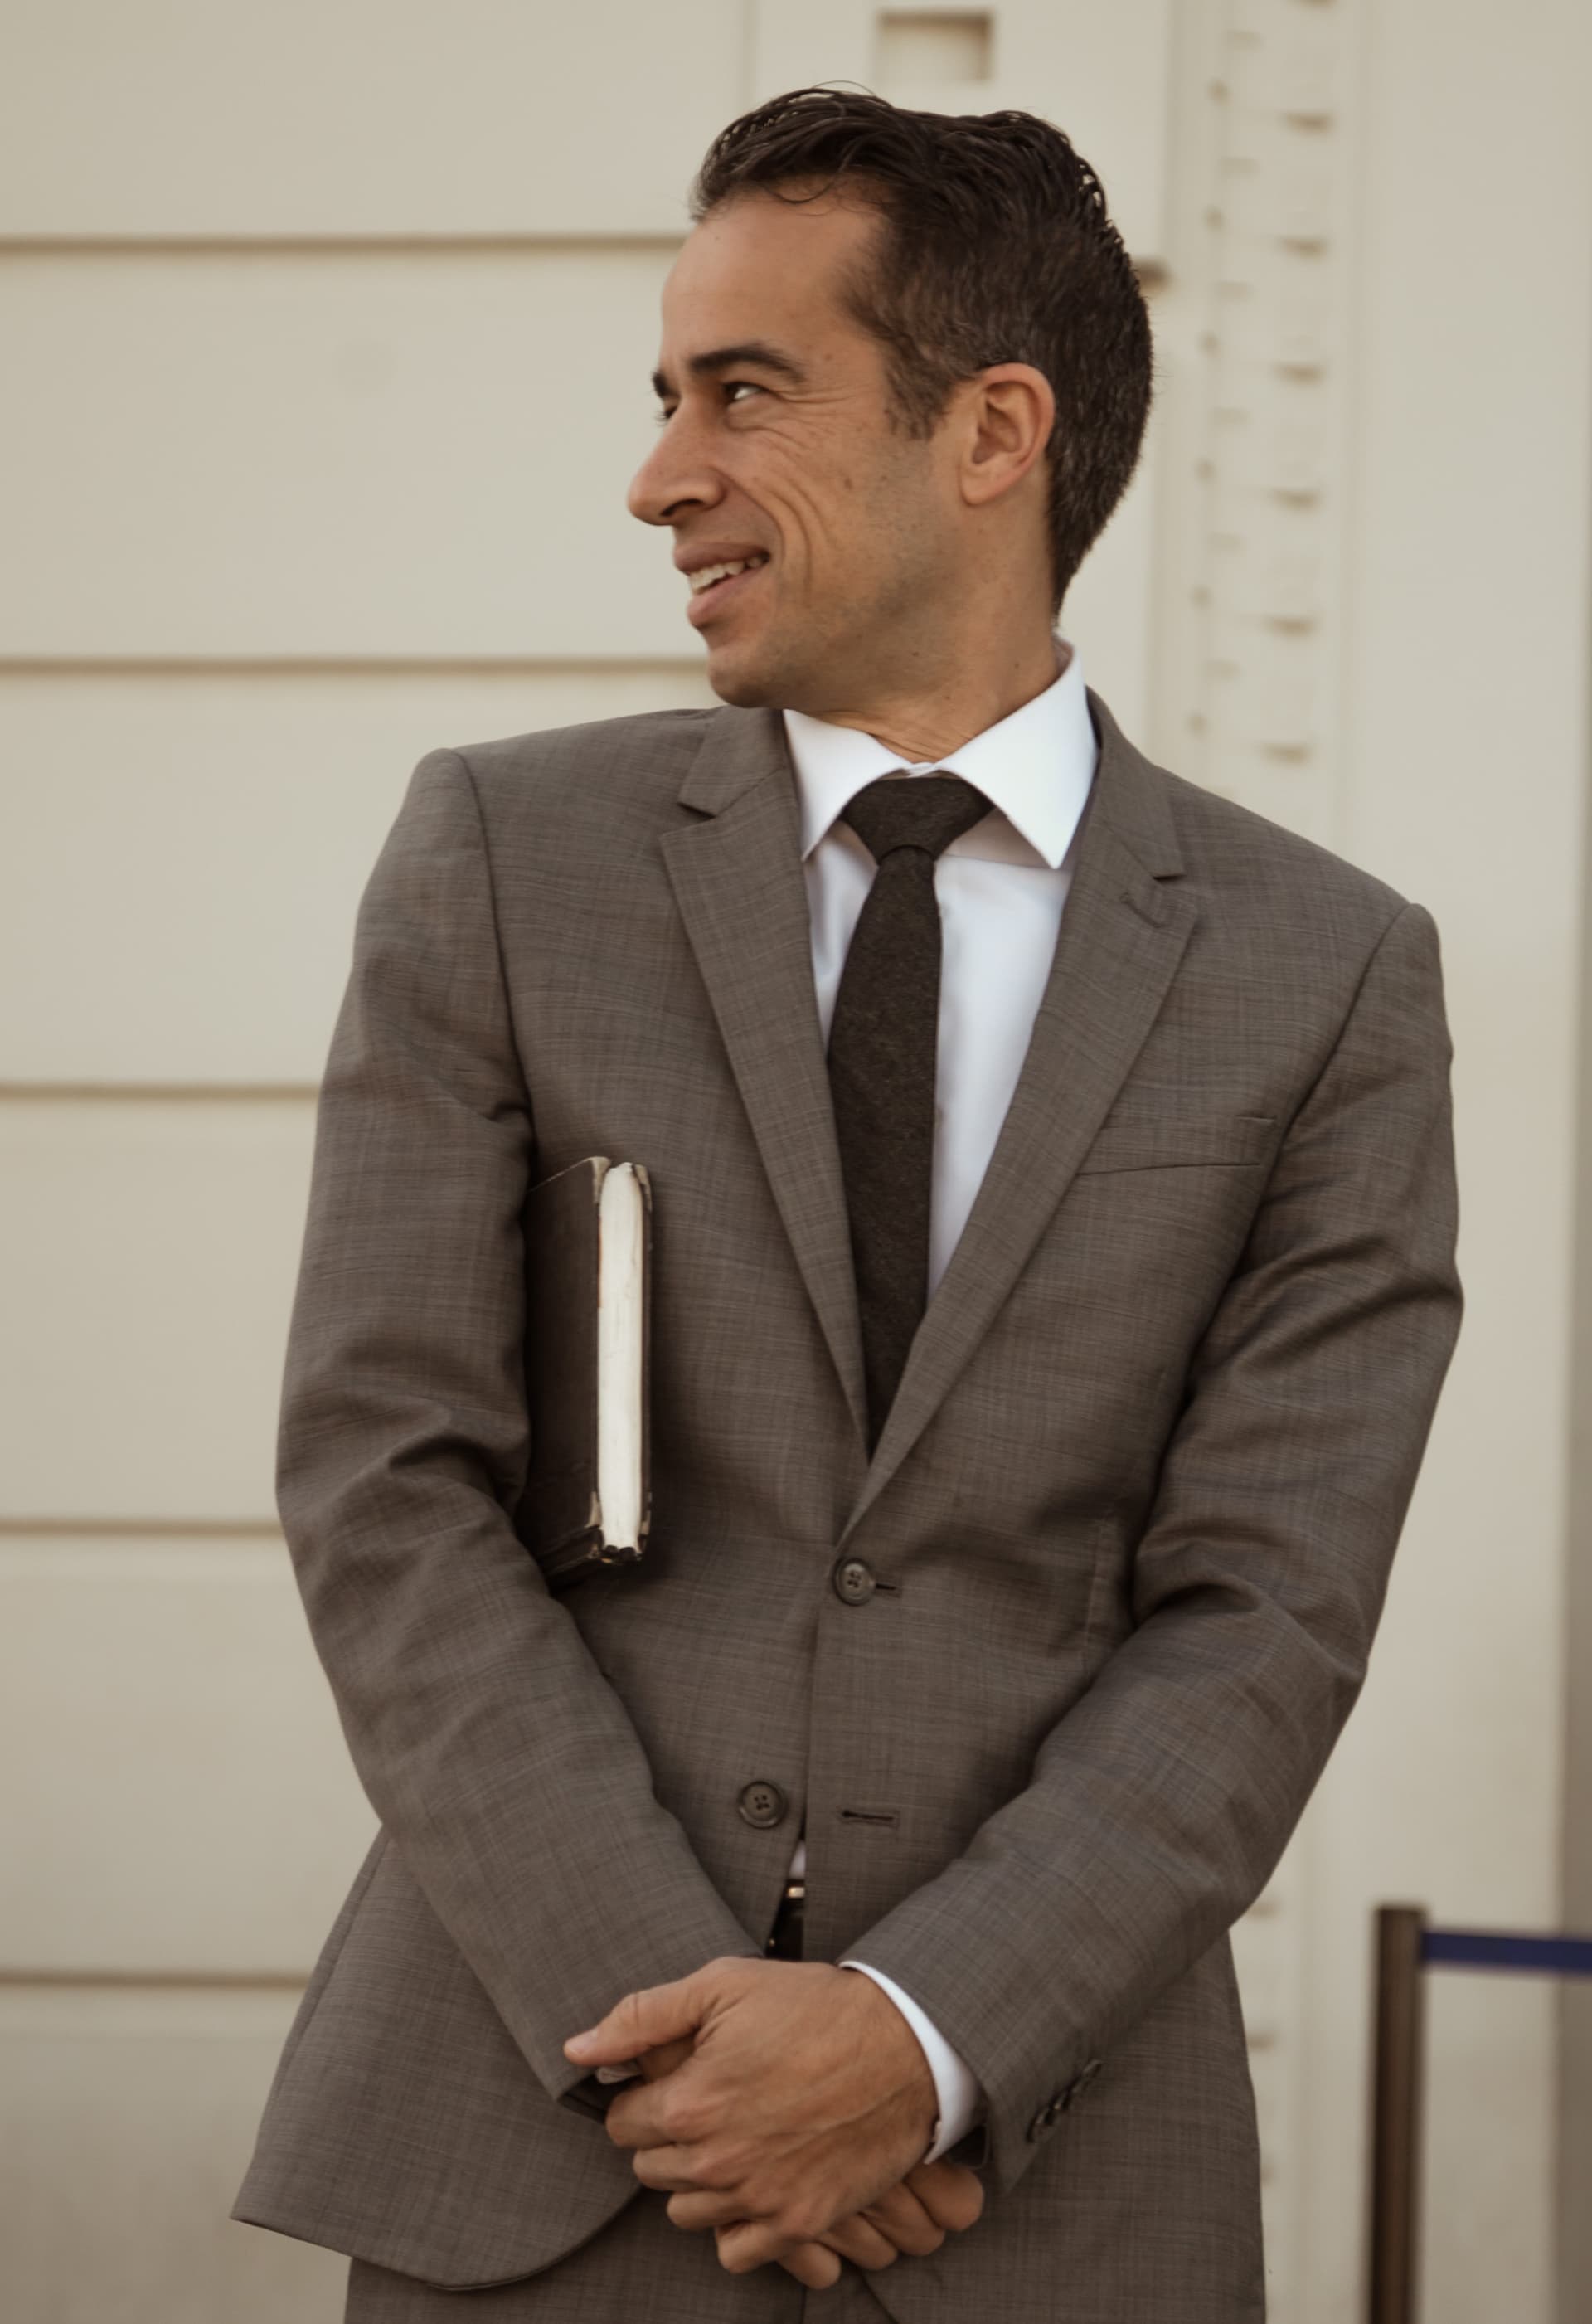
[752, 435, 931, 601]
[763, 474, 850, 576]
[754, 435, 883, 547]
[795, 479, 904, 579]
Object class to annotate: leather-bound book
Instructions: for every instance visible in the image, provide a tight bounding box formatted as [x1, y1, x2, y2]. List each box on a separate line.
[516, 1156, 652, 1587]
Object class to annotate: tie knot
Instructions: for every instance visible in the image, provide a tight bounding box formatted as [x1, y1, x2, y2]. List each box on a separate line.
[839, 773, 993, 867]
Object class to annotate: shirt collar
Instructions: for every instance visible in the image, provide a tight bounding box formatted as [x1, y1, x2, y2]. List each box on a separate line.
[781, 636, 1097, 871]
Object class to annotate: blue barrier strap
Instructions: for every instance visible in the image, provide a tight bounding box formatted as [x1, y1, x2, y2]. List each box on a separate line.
[1421, 1929, 1592, 1978]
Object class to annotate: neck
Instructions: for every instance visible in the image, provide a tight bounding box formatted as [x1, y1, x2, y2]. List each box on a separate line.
[804, 625, 1065, 763]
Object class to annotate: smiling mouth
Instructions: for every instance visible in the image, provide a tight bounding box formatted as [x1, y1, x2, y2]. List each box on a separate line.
[686, 556, 770, 626]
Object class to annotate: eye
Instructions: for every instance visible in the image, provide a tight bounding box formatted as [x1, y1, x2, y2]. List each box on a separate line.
[651, 379, 764, 427]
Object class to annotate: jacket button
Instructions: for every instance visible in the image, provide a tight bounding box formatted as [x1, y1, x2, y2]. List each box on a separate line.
[737, 1779, 789, 1830]
[832, 1556, 876, 1605]
[1069, 2058, 1104, 2105]
[1027, 2090, 1067, 2141]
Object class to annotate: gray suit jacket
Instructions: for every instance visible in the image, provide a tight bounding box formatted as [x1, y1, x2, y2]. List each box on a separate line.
[231, 692, 1461, 2318]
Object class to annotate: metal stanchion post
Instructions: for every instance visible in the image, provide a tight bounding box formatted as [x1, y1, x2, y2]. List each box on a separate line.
[1367, 1904, 1428, 2324]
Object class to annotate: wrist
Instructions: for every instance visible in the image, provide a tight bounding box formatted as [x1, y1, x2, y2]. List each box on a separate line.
[838, 1957, 984, 2161]
[839, 1964, 938, 2145]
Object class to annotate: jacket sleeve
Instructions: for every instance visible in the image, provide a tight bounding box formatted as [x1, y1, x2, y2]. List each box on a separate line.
[845, 897, 1463, 2193]
[275, 747, 760, 2116]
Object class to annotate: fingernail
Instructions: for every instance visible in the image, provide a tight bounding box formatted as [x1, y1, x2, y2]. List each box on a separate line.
[565, 2031, 595, 2056]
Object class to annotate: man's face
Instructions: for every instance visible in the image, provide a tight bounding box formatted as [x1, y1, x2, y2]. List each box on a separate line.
[628, 186, 964, 712]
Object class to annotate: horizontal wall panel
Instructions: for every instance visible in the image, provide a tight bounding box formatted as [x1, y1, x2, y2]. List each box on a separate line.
[0, 248, 696, 659]
[0, 0, 742, 237]
[0, 1984, 343, 2322]
[0, 1539, 373, 1973]
[0, 245, 1161, 669]
[752, 0, 1173, 258]
[0, 665, 716, 1083]
[1, 1, 1170, 252]
[0, 621, 1156, 1085]
[0, 1100, 312, 1521]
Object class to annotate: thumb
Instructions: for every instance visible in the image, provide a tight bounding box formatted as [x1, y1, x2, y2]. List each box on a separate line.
[564, 1971, 711, 2066]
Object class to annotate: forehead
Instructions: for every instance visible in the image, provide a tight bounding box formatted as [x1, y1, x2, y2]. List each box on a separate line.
[658, 186, 882, 352]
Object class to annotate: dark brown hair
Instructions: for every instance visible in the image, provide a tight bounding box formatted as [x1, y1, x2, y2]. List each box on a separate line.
[689, 85, 1153, 617]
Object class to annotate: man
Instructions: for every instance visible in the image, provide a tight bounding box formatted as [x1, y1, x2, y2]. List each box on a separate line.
[231, 87, 1462, 2321]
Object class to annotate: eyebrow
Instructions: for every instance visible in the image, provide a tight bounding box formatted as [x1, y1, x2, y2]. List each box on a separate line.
[650, 340, 809, 402]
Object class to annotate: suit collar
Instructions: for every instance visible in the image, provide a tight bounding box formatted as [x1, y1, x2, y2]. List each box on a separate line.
[677, 683, 1184, 882]
[1083, 687, 1184, 880]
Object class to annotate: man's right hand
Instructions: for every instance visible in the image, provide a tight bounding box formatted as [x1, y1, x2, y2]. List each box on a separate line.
[633, 2038, 984, 2288]
[795, 2156, 985, 2285]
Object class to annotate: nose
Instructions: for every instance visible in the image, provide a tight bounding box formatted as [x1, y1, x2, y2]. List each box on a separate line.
[627, 411, 724, 529]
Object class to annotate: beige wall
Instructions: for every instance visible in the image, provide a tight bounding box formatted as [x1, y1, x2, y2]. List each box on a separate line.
[1294, 5, 1592, 2319]
[3, 5, 1589, 2321]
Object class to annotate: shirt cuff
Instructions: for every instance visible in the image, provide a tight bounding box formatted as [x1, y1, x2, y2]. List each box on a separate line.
[840, 1959, 985, 2162]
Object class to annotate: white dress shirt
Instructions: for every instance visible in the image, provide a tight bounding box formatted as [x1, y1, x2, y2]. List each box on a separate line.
[784, 635, 1099, 2161]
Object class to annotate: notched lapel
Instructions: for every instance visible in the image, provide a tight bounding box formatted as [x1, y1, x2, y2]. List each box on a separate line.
[837, 720, 1199, 1546]
[658, 710, 870, 1454]
[658, 697, 1201, 1531]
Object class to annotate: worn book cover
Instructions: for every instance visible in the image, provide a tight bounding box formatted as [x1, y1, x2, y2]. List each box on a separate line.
[516, 1155, 652, 1587]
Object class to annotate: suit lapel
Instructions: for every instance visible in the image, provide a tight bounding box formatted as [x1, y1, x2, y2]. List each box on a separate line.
[658, 693, 1199, 1520]
[659, 709, 871, 1453]
[832, 716, 1190, 1534]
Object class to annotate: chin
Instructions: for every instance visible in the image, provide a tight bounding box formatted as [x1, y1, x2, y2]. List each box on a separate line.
[706, 669, 776, 709]
[702, 639, 784, 710]
[702, 615, 830, 711]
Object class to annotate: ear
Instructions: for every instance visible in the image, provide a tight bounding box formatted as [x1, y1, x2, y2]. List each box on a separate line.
[959, 363, 1055, 509]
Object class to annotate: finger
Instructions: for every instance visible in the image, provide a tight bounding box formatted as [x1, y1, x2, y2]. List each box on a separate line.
[666, 2187, 747, 2232]
[629, 2144, 711, 2195]
[711, 2221, 842, 2290]
[565, 1972, 710, 2068]
[905, 2159, 986, 2233]
[855, 2183, 945, 2258]
[770, 2240, 843, 2291]
[818, 2214, 900, 2271]
[637, 2036, 696, 2084]
[670, 2185, 905, 2252]
[604, 2067, 711, 2152]
[716, 2218, 824, 2278]
[604, 2086, 671, 2151]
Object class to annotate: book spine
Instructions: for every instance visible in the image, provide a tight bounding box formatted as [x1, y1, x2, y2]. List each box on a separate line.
[636, 1162, 653, 1554]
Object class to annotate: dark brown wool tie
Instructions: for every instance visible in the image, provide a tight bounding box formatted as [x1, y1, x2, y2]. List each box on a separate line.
[827, 773, 993, 1451]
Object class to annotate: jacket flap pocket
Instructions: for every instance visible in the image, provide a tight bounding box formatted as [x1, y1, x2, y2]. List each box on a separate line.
[1076, 1110, 1277, 1176]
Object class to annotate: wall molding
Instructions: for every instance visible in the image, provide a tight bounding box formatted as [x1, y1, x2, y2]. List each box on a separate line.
[0, 1085, 318, 1103]
[0, 656, 711, 678]
[1157, 2, 1368, 2312]
[0, 1519, 282, 1540]
[1158, 0, 1361, 855]
[0, 1969, 308, 1991]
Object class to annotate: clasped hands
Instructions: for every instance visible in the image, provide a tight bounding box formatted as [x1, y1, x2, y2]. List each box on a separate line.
[563, 1957, 984, 2291]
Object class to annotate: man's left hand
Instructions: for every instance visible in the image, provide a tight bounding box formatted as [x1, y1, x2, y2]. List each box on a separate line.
[563, 1957, 939, 2273]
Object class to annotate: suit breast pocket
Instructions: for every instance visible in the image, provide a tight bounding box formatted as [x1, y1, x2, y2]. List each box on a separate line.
[1075, 1110, 1278, 1177]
